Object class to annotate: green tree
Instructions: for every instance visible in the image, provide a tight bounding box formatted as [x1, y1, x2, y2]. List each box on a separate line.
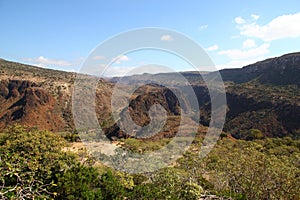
[203, 139, 300, 199]
[56, 163, 103, 200]
[247, 129, 264, 140]
[0, 125, 76, 199]
[100, 170, 127, 200]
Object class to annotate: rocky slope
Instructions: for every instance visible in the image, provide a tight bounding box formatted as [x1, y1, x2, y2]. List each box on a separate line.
[112, 52, 300, 86]
[109, 53, 300, 139]
[211, 52, 300, 85]
[0, 59, 114, 133]
[0, 52, 299, 140]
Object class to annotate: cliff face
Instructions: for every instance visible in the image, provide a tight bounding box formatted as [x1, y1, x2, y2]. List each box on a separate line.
[128, 86, 181, 126]
[217, 52, 300, 85]
[256, 53, 300, 85]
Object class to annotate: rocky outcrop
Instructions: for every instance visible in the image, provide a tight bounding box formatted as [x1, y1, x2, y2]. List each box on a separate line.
[0, 80, 65, 131]
[0, 53, 299, 140]
[206, 52, 300, 85]
[0, 73, 115, 132]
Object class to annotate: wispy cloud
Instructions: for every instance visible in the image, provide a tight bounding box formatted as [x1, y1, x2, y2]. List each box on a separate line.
[25, 56, 71, 67]
[199, 24, 208, 31]
[242, 39, 256, 49]
[218, 43, 270, 60]
[103, 65, 172, 77]
[205, 44, 219, 51]
[235, 16, 246, 24]
[251, 14, 260, 20]
[237, 12, 300, 41]
[92, 55, 106, 60]
[160, 34, 173, 41]
[103, 66, 136, 77]
[216, 59, 261, 69]
[217, 12, 300, 69]
[114, 55, 129, 64]
[218, 41, 269, 69]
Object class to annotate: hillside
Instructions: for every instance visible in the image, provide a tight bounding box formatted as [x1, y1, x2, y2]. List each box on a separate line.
[213, 52, 300, 85]
[109, 53, 300, 139]
[110, 52, 300, 86]
[0, 53, 299, 140]
[0, 59, 114, 132]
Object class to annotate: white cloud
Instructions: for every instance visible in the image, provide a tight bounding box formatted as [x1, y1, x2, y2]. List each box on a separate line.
[218, 43, 270, 60]
[114, 55, 129, 64]
[217, 15, 270, 69]
[205, 44, 219, 51]
[199, 24, 208, 31]
[235, 16, 246, 24]
[65, 68, 78, 72]
[160, 34, 173, 41]
[216, 58, 261, 70]
[103, 66, 136, 77]
[103, 65, 172, 77]
[217, 13, 297, 70]
[251, 14, 260, 20]
[92, 55, 106, 60]
[242, 39, 256, 49]
[239, 12, 300, 41]
[25, 56, 71, 67]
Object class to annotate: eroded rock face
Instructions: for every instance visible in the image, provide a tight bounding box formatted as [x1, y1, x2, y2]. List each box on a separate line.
[0, 80, 65, 132]
[101, 85, 183, 140]
[0, 79, 115, 133]
[0, 77, 299, 140]
[0, 53, 300, 140]
[128, 86, 181, 127]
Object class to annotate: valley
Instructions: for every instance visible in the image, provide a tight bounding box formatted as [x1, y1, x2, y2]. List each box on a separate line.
[0, 53, 300, 199]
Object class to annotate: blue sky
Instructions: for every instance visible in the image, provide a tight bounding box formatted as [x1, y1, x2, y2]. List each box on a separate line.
[1, 0, 300, 76]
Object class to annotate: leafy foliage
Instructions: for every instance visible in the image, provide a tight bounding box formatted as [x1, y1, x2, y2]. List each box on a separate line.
[56, 164, 103, 200]
[0, 125, 76, 199]
[0, 125, 103, 199]
[1, 126, 300, 200]
[201, 138, 300, 199]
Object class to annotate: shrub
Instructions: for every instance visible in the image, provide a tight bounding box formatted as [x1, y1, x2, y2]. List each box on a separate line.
[0, 125, 76, 199]
[55, 164, 103, 200]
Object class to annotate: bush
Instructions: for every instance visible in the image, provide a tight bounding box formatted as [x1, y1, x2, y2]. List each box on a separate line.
[56, 164, 103, 199]
[203, 139, 300, 199]
[0, 125, 76, 199]
[100, 170, 127, 199]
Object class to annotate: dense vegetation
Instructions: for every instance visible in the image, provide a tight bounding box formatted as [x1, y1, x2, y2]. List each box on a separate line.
[1, 126, 299, 199]
[183, 137, 300, 199]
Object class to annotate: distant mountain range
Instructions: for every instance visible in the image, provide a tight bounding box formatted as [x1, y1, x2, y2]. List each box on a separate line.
[111, 52, 300, 86]
[0, 52, 299, 139]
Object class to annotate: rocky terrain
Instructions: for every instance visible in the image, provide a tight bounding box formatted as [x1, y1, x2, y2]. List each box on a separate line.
[0, 59, 114, 133]
[0, 52, 299, 140]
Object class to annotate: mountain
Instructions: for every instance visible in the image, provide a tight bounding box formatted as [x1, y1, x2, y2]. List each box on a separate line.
[0, 59, 114, 132]
[215, 52, 300, 85]
[110, 52, 300, 86]
[109, 53, 300, 139]
[0, 52, 299, 140]
[109, 71, 208, 86]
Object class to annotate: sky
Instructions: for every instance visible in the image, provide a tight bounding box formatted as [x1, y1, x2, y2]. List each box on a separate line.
[1, 0, 300, 76]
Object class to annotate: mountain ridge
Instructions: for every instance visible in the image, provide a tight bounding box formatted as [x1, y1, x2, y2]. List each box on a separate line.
[108, 52, 300, 86]
[1, 51, 300, 83]
[0, 52, 299, 139]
